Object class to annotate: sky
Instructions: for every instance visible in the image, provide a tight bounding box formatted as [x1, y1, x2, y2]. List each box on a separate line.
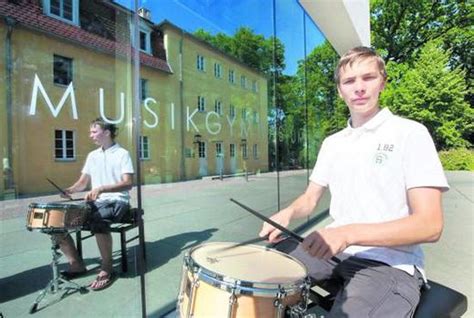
[116, 0, 326, 75]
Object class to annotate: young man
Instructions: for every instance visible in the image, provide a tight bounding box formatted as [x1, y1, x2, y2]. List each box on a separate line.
[57, 118, 134, 291]
[259, 47, 449, 316]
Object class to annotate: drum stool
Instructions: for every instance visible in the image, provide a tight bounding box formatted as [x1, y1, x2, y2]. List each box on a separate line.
[75, 208, 146, 272]
[307, 279, 467, 317]
[30, 233, 88, 314]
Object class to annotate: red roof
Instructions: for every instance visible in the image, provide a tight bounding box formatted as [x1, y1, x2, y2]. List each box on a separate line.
[0, 1, 172, 73]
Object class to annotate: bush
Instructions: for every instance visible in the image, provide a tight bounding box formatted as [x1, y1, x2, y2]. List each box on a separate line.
[438, 148, 474, 171]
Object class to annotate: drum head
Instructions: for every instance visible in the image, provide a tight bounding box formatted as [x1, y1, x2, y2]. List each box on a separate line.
[190, 242, 307, 284]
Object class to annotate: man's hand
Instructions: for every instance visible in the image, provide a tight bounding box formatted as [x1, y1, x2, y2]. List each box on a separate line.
[60, 188, 73, 200]
[259, 208, 292, 243]
[85, 187, 102, 201]
[301, 227, 349, 259]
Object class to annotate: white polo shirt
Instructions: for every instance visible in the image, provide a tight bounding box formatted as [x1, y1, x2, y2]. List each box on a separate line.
[310, 108, 449, 276]
[82, 143, 134, 202]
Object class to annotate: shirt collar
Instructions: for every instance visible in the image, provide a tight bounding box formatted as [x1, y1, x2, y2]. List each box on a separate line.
[345, 108, 393, 134]
[101, 142, 119, 153]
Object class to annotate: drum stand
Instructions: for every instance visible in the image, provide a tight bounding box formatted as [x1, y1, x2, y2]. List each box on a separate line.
[29, 232, 87, 314]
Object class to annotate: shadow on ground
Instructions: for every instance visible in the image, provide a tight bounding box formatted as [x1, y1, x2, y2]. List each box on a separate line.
[143, 228, 219, 272]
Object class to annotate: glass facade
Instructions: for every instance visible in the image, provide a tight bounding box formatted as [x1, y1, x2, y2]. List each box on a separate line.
[0, 0, 335, 316]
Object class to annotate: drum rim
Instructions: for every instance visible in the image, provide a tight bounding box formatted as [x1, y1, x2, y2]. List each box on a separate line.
[185, 242, 309, 296]
[29, 202, 86, 209]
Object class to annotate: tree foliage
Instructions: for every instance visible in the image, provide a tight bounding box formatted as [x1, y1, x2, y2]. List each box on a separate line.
[371, 0, 473, 111]
[370, 0, 472, 64]
[194, 27, 285, 75]
[381, 41, 473, 149]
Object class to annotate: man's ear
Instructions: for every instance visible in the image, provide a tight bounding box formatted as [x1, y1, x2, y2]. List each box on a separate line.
[379, 78, 387, 92]
[337, 86, 342, 98]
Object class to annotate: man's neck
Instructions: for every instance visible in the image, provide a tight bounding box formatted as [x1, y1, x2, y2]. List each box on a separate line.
[101, 140, 115, 150]
[350, 107, 381, 128]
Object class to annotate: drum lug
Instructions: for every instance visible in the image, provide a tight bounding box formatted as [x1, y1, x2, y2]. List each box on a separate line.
[226, 288, 237, 318]
[274, 288, 287, 318]
[286, 278, 311, 318]
[185, 276, 200, 318]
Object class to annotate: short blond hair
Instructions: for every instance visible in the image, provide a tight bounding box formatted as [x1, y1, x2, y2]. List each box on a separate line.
[334, 46, 387, 85]
[90, 118, 117, 139]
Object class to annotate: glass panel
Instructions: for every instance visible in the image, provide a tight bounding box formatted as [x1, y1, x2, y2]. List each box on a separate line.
[66, 149, 74, 158]
[0, 1, 142, 317]
[63, 0, 73, 20]
[0, 0, 336, 316]
[50, 0, 60, 16]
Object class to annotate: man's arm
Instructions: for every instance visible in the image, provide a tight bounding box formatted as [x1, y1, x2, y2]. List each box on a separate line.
[259, 181, 326, 242]
[302, 187, 444, 259]
[85, 173, 133, 201]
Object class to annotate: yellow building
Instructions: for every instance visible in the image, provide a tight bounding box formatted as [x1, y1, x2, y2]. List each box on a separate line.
[0, 1, 268, 197]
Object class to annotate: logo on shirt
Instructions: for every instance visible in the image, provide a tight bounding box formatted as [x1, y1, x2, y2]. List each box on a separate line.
[374, 152, 388, 165]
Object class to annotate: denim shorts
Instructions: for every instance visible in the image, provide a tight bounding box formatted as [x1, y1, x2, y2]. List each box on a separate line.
[87, 200, 130, 234]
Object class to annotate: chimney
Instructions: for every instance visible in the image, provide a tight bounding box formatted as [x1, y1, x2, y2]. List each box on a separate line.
[137, 7, 151, 20]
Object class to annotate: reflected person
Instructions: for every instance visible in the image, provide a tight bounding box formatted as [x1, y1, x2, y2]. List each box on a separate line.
[56, 118, 134, 291]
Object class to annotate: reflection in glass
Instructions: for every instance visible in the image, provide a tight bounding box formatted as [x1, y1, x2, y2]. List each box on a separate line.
[1, 0, 143, 316]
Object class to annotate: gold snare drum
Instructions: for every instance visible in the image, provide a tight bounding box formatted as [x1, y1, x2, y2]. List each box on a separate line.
[177, 242, 309, 318]
[26, 202, 90, 233]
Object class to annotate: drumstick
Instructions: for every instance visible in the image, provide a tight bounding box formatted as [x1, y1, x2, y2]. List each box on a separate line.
[47, 178, 73, 201]
[230, 198, 303, 242]
[230, 198, 341, 264]
[214, 234, 291, 252]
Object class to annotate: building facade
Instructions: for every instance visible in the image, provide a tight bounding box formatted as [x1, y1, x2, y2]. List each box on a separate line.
[0, 0, 268, 197]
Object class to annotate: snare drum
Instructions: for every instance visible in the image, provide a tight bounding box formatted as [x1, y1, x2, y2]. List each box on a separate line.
[26, 202, 90, 233]
[177, 242, 309, 318]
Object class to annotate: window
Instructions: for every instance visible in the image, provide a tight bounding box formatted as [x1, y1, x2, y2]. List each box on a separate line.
[253, 111, 259, 124]
[230, 144, 235, 158]
[54, 129, 75, 160]
[242, 143, 248, 159]
[253, 144, 258, 159]
[140, 78, 148, 101]
[184, 148, 193, 158]
[216, 143, 223, 157]
[139, 29, 151, 53]
[229, 105, 236, 119]
[54, 54, 73, 85]
[214, 63, 222, 78]
[43, 0, 79, 25]
[241, 108, 247, 120]
[139, 136, 149, 160]
[196, 54, 205, 71]
[214, 100, 222, 115]
[240, 75, 247, 89]
[198, 142, 206, 158]
[228, 70, 235, 83]
[252, 80, 258, 93]
[130, 21, 152, 54]
[197, 96, 206, 112]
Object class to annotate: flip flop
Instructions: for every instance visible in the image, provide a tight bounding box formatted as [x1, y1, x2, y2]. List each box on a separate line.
[89, 272, 117, 291]
[60, 269, 87, 279]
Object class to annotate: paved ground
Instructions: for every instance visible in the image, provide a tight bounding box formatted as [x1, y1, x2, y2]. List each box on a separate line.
[0, 170, 472, 317]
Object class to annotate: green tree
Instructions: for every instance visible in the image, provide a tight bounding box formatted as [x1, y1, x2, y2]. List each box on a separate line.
[371, 0, 473, 144]
[293, 41, 347, 166]
[381, 41, 473, 149]
[370, 0, 472, 64]
[193, 27, 285, 75]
